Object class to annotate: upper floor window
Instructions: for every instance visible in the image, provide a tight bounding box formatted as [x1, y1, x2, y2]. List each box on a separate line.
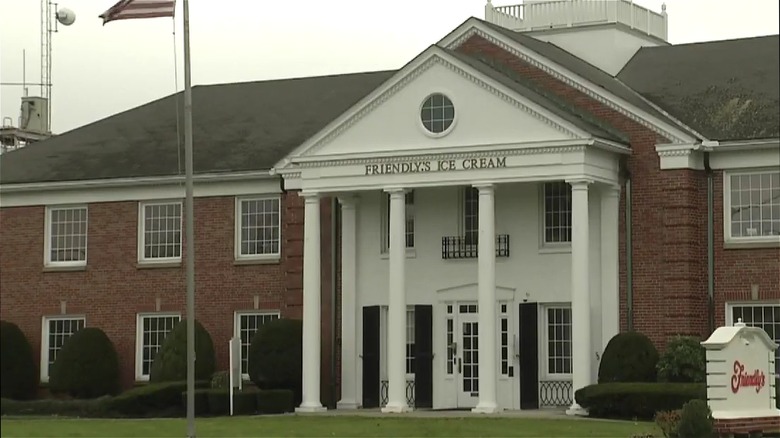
[463, 187, 479, 245]
[381, 191, 415, 253]
[542, 181, 572, 246]
[139, 201, 182, 262]
[725, 170, 780, 243]
[235, 197, 281, 260]
[45, 206, 88, 267]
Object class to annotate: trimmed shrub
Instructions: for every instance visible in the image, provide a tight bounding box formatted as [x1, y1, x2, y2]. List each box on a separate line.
[234, 388, 258, 415]
[0, 321, 38, 400]
[149, 319, 216, 383]
[657, 336, 706, 383]
[575, 382, 706, 420]
[677, 399, 714, 438]
[256, 389, 295, 414]
[49, 327, 120, 399]
[0, 396, 111, 417]
[180, 388, 210, 416]
[598, 332, 659, 383]
[207, 389, 229, 416]
[107, 380, 209, 417]
[655, 410, 682, 438]
[210, 370, 229, 390]
[248, 318, 302, 404]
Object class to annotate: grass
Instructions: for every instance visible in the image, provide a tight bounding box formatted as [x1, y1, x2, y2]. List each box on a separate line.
[0, 415, 660, 437]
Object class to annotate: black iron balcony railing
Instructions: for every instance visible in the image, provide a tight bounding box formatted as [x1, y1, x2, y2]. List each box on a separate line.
[441, 234, 510, 259]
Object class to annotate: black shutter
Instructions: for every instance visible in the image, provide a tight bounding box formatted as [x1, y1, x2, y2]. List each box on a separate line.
[414, 305, 433, 408]
[362, 306, 380, 408]
[519, 302, 539, 409]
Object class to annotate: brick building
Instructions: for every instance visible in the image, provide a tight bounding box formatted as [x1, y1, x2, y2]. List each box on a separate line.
[1, 0, 778, 413]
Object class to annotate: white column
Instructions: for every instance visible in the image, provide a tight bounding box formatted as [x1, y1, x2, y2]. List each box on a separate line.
[600, 184, 620, 349]
[382, 189, 409, 413]
[297, 192, 326, 412]
[566, 179, 592, 416]
[337, 195, 359, 409]
[473, 183, 499, 413]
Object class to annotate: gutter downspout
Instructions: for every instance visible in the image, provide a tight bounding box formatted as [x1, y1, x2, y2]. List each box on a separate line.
[621, 156, 634, 331]
[330, 197, 338, 409]
[704, 151, 715, 334]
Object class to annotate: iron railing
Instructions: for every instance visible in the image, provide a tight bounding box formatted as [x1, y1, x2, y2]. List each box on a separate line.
[380, 379, 416, 408]
[539, 379, 573, 407]
[441, 234, 510, 259]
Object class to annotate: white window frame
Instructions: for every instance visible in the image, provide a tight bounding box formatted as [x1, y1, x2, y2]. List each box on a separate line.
[540, 304, 573, 379]
[135, 312, 181, 381]
[137, 200, 183, 264]
[379, 191, 415, 255]
[460, 187, 479, 248]
[723, 169, 780, 247]
[539, 181, 572, 252]
[40, 315, 86, 382]
[406, 307, 415, 377]
[233, 310, 281, 379]
[233, 196, 282, 261]
[44, 205, 88, 268]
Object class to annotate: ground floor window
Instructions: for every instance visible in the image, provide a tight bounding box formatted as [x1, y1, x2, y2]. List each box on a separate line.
[235, 311, 280, 376]
[136, 313, 180, 380]
[544, 305, 572, 376]
[41, 316, 85, 381]
[500, 303, 509, 377]
[406, 308, 415, 375]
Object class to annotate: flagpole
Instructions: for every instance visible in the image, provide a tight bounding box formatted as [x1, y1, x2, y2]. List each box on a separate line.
[182, 0, 196, 436]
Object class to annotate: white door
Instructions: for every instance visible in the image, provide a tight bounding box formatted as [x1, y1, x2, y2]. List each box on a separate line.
[455, 304, 480, 408]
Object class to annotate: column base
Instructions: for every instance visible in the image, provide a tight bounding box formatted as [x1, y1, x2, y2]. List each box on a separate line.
[336, 400, 359, 410]
[565, 403, 589, 416]
[381, 402, 411, 413]
[472, 403, 501, 414]
[295, 403, 327, 413]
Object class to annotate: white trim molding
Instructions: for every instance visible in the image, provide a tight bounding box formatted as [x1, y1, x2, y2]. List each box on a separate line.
[0, 171, 280, 208]
[657, 139, 780, 171]
[656, 143, 704, 170]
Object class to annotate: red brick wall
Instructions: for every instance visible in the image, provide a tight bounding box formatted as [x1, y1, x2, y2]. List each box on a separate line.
[455, 34, 711, 348]
[0, 192, 336, 399]
[712, 171, 780, 324]
[714, 416, 780, 435]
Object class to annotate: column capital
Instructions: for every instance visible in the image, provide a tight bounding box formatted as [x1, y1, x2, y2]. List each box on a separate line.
[337, 194, 360, 209]
[566, 178, 594, 190]
[473, 182, 495, 193]
[601, 183, 621, 198]
[299, 191, 320, 202]
[383, 187, 408, 198]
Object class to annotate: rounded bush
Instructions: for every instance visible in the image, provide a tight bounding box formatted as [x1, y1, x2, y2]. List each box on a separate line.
[248, 318, 302, 404]
[49, 327, 120, 398]
[598, 331, 659, 383]
[0, 320, 38, 400]
[677, 399, 714, 438]
[657, 336, 706, 383]
[149, 319, 215, 383]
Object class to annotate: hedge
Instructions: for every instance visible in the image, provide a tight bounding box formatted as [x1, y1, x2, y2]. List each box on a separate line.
[598, 332, 659, 383]
[248, 319, 302, 404]
[0, 321, 38, 400]
[575, 382, 706, 420]
[149, 320, 216, 384]
[106, 380, 209, 417]
[49, 327, 120, 399]
[0, 396, 110, 417]
[257, 389, 295, 414]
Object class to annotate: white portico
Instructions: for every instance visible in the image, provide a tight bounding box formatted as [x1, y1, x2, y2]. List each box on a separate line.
[275, 42, 625, 413]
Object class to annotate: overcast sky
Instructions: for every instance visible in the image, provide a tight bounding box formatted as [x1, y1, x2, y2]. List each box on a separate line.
[0, 0, 778, 134]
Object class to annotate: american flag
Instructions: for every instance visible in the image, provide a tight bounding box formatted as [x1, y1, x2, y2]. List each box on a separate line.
[99, 0, 176, 24]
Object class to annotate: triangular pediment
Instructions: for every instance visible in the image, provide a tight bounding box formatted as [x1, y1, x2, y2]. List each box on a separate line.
[276, 45, 597, 167]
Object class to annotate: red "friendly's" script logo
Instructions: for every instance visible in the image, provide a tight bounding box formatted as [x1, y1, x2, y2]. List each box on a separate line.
[730, 360, 766, 394]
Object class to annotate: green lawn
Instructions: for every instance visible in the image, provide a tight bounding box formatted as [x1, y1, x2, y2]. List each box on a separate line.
[1, 415, 659, 437]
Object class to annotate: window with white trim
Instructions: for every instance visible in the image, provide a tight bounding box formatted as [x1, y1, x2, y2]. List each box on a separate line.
[236, 197, 281, 259]
[139, 202, 182, 261]
[544, 306, 572, 376]
[235, 312, 280, 376]
[463, 187, 479, 245]
[136, 313, 180, 379]
[542, 182, 572, 245]
[726, 170, 780, 241]
[500, 304, 509, 377]
[45, 206, 88, 266]
[381, 191, 415, 253]
[41, 316, 85, 381]
[406, 308, 415, 375]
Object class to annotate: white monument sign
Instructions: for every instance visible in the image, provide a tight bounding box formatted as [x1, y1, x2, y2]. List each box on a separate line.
[701, 320, 779, 420]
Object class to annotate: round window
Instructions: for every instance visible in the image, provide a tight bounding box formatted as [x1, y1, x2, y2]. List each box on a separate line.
[420, 93, 455, 135]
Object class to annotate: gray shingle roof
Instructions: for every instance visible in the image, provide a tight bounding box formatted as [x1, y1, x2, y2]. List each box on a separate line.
[0, 70, 395, 185]
[618, 35, 780, 141]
